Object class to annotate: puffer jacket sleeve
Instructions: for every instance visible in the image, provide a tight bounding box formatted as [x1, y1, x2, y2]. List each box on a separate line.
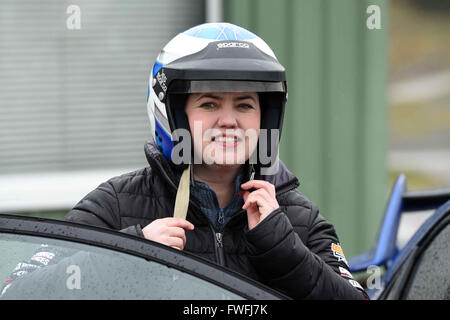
[244, 204, 368, 300]
[64, 181, 145, 238]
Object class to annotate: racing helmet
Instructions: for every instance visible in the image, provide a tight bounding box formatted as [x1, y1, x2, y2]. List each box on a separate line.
[147, 22, 287, 174]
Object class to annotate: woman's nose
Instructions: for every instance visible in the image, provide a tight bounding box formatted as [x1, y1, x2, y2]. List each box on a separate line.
[216, 108, 238, 128]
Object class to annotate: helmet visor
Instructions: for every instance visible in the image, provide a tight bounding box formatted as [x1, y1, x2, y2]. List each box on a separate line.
[168, 80, 286, 94]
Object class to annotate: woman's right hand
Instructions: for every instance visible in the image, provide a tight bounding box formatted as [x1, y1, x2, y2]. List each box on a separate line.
[142, 217, 195, 250]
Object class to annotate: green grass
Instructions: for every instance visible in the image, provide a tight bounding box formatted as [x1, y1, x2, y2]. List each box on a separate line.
[389, 101, 450, 142]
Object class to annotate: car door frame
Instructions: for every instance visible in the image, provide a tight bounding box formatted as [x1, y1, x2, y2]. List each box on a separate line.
[0, 214, 289, 300]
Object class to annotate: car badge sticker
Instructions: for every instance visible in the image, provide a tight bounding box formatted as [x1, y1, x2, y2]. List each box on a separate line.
[339, 266, 354, 279]
[331, 243, 349, 266]
[349, 279, 364, 290]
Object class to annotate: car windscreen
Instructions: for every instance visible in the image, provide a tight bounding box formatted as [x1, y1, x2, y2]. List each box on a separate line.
[379, 201, 450, 300]
[402, 223, 450, 300]
[0, 232, 245, 300]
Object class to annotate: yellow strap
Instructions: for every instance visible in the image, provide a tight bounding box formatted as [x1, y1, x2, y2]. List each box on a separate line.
[173, 165, 191, 220]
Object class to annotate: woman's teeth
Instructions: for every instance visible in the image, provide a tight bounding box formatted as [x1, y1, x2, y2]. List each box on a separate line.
[214, 136, 237, 142]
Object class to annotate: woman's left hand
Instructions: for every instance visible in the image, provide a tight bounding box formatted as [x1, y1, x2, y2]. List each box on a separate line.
[241, 180, 279, 230]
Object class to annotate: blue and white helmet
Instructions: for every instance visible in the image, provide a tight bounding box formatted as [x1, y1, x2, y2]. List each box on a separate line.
[147, 22, 287, 169]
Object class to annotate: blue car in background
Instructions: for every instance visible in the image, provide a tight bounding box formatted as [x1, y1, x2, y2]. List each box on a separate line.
[349, 174, 450, 300]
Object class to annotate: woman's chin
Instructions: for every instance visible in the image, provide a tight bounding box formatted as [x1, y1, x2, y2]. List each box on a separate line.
[207, 153, 248, 166]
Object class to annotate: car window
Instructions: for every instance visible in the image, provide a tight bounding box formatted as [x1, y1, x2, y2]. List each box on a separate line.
[402, 224, 450, 300]
[396, 209, 433, 250]
[0, 232, 244, 300]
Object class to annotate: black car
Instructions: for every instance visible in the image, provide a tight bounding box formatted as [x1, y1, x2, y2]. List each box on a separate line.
[0, 214, 288, 300]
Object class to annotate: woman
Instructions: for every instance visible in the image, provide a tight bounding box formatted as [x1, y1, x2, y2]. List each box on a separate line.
[65, 23, 368, 300]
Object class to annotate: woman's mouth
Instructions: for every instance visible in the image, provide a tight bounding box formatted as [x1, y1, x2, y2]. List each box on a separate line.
[211, 134, 241, 147]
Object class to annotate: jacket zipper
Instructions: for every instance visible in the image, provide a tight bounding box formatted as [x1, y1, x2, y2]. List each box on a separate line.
[154, 160, 299, 266]
[197, 183, 299, 267]
[218, 208, 225, 226]
[215, 231, 225, 266]
[211, 179, 300, 266]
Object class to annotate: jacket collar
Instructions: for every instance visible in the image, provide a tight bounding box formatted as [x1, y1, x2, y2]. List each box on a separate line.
[144, 140, 300, 195]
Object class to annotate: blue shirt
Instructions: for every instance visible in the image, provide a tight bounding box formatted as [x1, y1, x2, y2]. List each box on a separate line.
[190, 174, 244, 232]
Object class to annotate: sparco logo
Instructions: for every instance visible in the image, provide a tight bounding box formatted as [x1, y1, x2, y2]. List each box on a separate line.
[156, 72, 167, 92]
[217, 42, 250, 49]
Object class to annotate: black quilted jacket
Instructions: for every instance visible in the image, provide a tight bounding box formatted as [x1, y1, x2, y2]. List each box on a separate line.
[64, 141, 368, 300]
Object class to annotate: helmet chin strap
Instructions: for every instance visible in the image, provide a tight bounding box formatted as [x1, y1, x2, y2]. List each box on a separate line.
[173, 163, 191, 220]
[173, 160, 258, 219]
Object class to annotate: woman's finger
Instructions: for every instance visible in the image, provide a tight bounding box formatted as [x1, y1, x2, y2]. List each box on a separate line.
[167, 227, 187, 246]
[165, 236, 184, 250]
[242, 188, 271, 209]
[163, 217, 195, 230]
[243, 189, 279, 217]
[241, 180, 276, 197]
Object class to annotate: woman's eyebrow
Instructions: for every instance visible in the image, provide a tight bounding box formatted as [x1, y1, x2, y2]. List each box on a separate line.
[194, 94, 257, 102]
[195, 94, 222, 101]
[234, 95, 257, 102]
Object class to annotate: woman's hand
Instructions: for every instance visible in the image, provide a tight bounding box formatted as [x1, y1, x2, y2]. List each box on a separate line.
[241, 180, 279, 230]
[142, 217, 194, 250]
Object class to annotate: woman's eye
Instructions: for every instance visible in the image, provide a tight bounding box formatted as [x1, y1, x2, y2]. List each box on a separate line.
[238, 104, 253, 110]
[201, 102, 215, 109]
